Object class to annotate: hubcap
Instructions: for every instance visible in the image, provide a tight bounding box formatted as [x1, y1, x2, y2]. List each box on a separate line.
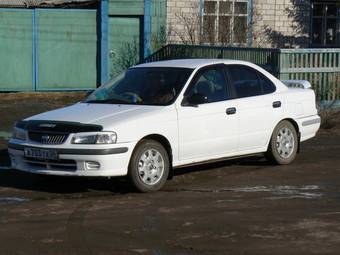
[138, 149, 164, 185]
[276, 127, 295, 159]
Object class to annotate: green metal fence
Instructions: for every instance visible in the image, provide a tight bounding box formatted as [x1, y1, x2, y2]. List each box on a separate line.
[0, 8, 97, 91]
[37, 9, 97, 90]
[279, 49, 340, 101]
[0, 9, 33, 90]
[144, 44, 340, 101]
[145, 44, 281, 74]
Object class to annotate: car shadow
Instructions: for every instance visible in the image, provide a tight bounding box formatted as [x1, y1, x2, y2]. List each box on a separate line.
[0, 149, 271, 195]
[0, 169, 133, 195]
[0, 149, 10, 167]
[173, 155, 271, 176]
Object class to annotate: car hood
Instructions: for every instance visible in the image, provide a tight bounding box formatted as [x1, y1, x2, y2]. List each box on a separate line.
[26, 103, 164, 126]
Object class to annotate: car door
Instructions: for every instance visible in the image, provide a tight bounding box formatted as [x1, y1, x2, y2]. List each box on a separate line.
[177, 65, 239, 162]
[225, 64, 283, 152]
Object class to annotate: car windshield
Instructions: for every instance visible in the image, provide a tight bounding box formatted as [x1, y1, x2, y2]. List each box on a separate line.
[84, 67, 193, 106]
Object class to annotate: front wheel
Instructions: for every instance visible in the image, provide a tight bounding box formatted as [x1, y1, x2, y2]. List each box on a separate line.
[265, 120, 298, 165]
[128, 140, 169, 192]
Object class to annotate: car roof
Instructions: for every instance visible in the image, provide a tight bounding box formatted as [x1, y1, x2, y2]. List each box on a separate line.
[134, 59, 252, 69]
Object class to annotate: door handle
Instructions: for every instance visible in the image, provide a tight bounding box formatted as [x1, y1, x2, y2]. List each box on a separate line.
[226, 107, 236, 115]
[273, 101, 281, 108]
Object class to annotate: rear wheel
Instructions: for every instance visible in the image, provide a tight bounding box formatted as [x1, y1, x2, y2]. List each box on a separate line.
[128, 140, 169, 192]
[265, 120, 298, 165]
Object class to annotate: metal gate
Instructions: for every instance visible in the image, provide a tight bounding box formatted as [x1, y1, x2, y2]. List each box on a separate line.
[108, 16, 142, 77]
[0, 9, 33, 91]
[0, 8, 97, 91]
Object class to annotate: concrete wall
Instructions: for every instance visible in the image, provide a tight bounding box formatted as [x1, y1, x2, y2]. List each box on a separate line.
[166, 0, 311, 48]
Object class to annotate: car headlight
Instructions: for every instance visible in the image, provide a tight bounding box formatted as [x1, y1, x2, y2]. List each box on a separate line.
[71, 132, 117, 144]
[12, 127, 27, 141]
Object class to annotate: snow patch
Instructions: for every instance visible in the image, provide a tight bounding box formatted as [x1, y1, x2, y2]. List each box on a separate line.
[0, 131, 11, 140]
[0, 197, 30, 205]
[228, 185, 322, 199]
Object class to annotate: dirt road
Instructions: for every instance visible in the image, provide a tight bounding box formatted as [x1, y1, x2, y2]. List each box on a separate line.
[0, 93, 339, 254]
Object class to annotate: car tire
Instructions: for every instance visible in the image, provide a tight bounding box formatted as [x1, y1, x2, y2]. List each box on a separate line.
[128, 140, 169, 192]
[265, 120, 299, 165]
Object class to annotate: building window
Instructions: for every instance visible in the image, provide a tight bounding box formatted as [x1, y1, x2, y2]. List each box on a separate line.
[202, 0, 249, 45]
[311, 1, 340, 47]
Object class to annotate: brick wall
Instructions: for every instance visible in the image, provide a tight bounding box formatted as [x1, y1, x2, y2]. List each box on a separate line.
[166, 0, 311, 48]
[166, 0, 201, 44]
[252, 0, 311, 48]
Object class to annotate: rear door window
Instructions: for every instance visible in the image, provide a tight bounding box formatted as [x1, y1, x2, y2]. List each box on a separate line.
[227, 65, 262, 98]
[226, 65, 276, 98]
[257, 72, 276, 94]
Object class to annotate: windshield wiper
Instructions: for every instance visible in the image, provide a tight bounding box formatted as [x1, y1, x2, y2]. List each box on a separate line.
[85, 98, 129, 104]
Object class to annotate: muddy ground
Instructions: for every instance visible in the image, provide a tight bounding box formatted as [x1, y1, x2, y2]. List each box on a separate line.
[0, 92, 340, 255]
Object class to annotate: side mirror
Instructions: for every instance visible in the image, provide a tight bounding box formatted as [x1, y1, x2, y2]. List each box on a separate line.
[184, 93, 208, 106]
[85, 90, 95, 98]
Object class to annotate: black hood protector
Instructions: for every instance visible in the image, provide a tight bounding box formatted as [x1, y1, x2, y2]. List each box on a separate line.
[16, 120, 103, 134]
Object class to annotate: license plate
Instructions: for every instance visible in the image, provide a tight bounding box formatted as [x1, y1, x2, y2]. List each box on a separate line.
[24, 147, 58, 160]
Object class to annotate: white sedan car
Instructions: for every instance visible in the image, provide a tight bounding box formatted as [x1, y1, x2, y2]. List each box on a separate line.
[8, 59, 320, 192]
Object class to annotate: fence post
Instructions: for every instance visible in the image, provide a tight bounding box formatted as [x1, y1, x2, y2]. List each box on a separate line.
[99, 0, 109, 86]
[144, 0, 152, 58]
[32, 9, 37, 91]
[277, 49, 282, 79]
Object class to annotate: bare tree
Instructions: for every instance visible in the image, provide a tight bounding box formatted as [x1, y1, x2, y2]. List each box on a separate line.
[167, 2, 203, 45]
[109, 37, 139, 78]
[151, 25, 168, 51]
[251, 5, 272, 48]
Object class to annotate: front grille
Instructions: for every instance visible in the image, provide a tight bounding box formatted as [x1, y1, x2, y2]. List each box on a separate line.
[28, 132, 68, 144]
[23, 157, 77, 171]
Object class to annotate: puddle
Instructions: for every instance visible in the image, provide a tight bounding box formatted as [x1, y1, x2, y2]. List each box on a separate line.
[0, 131, 11, 140]
[0, 197, 30, 205]
[228, 185, 322, 199]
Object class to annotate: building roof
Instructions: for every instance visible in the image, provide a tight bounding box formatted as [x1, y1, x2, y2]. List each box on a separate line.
[135, 59, 250, 69]
[0, 0, 97, 7]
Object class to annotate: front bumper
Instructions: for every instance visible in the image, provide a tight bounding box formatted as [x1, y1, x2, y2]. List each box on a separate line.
[8, 141, 136, 177]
